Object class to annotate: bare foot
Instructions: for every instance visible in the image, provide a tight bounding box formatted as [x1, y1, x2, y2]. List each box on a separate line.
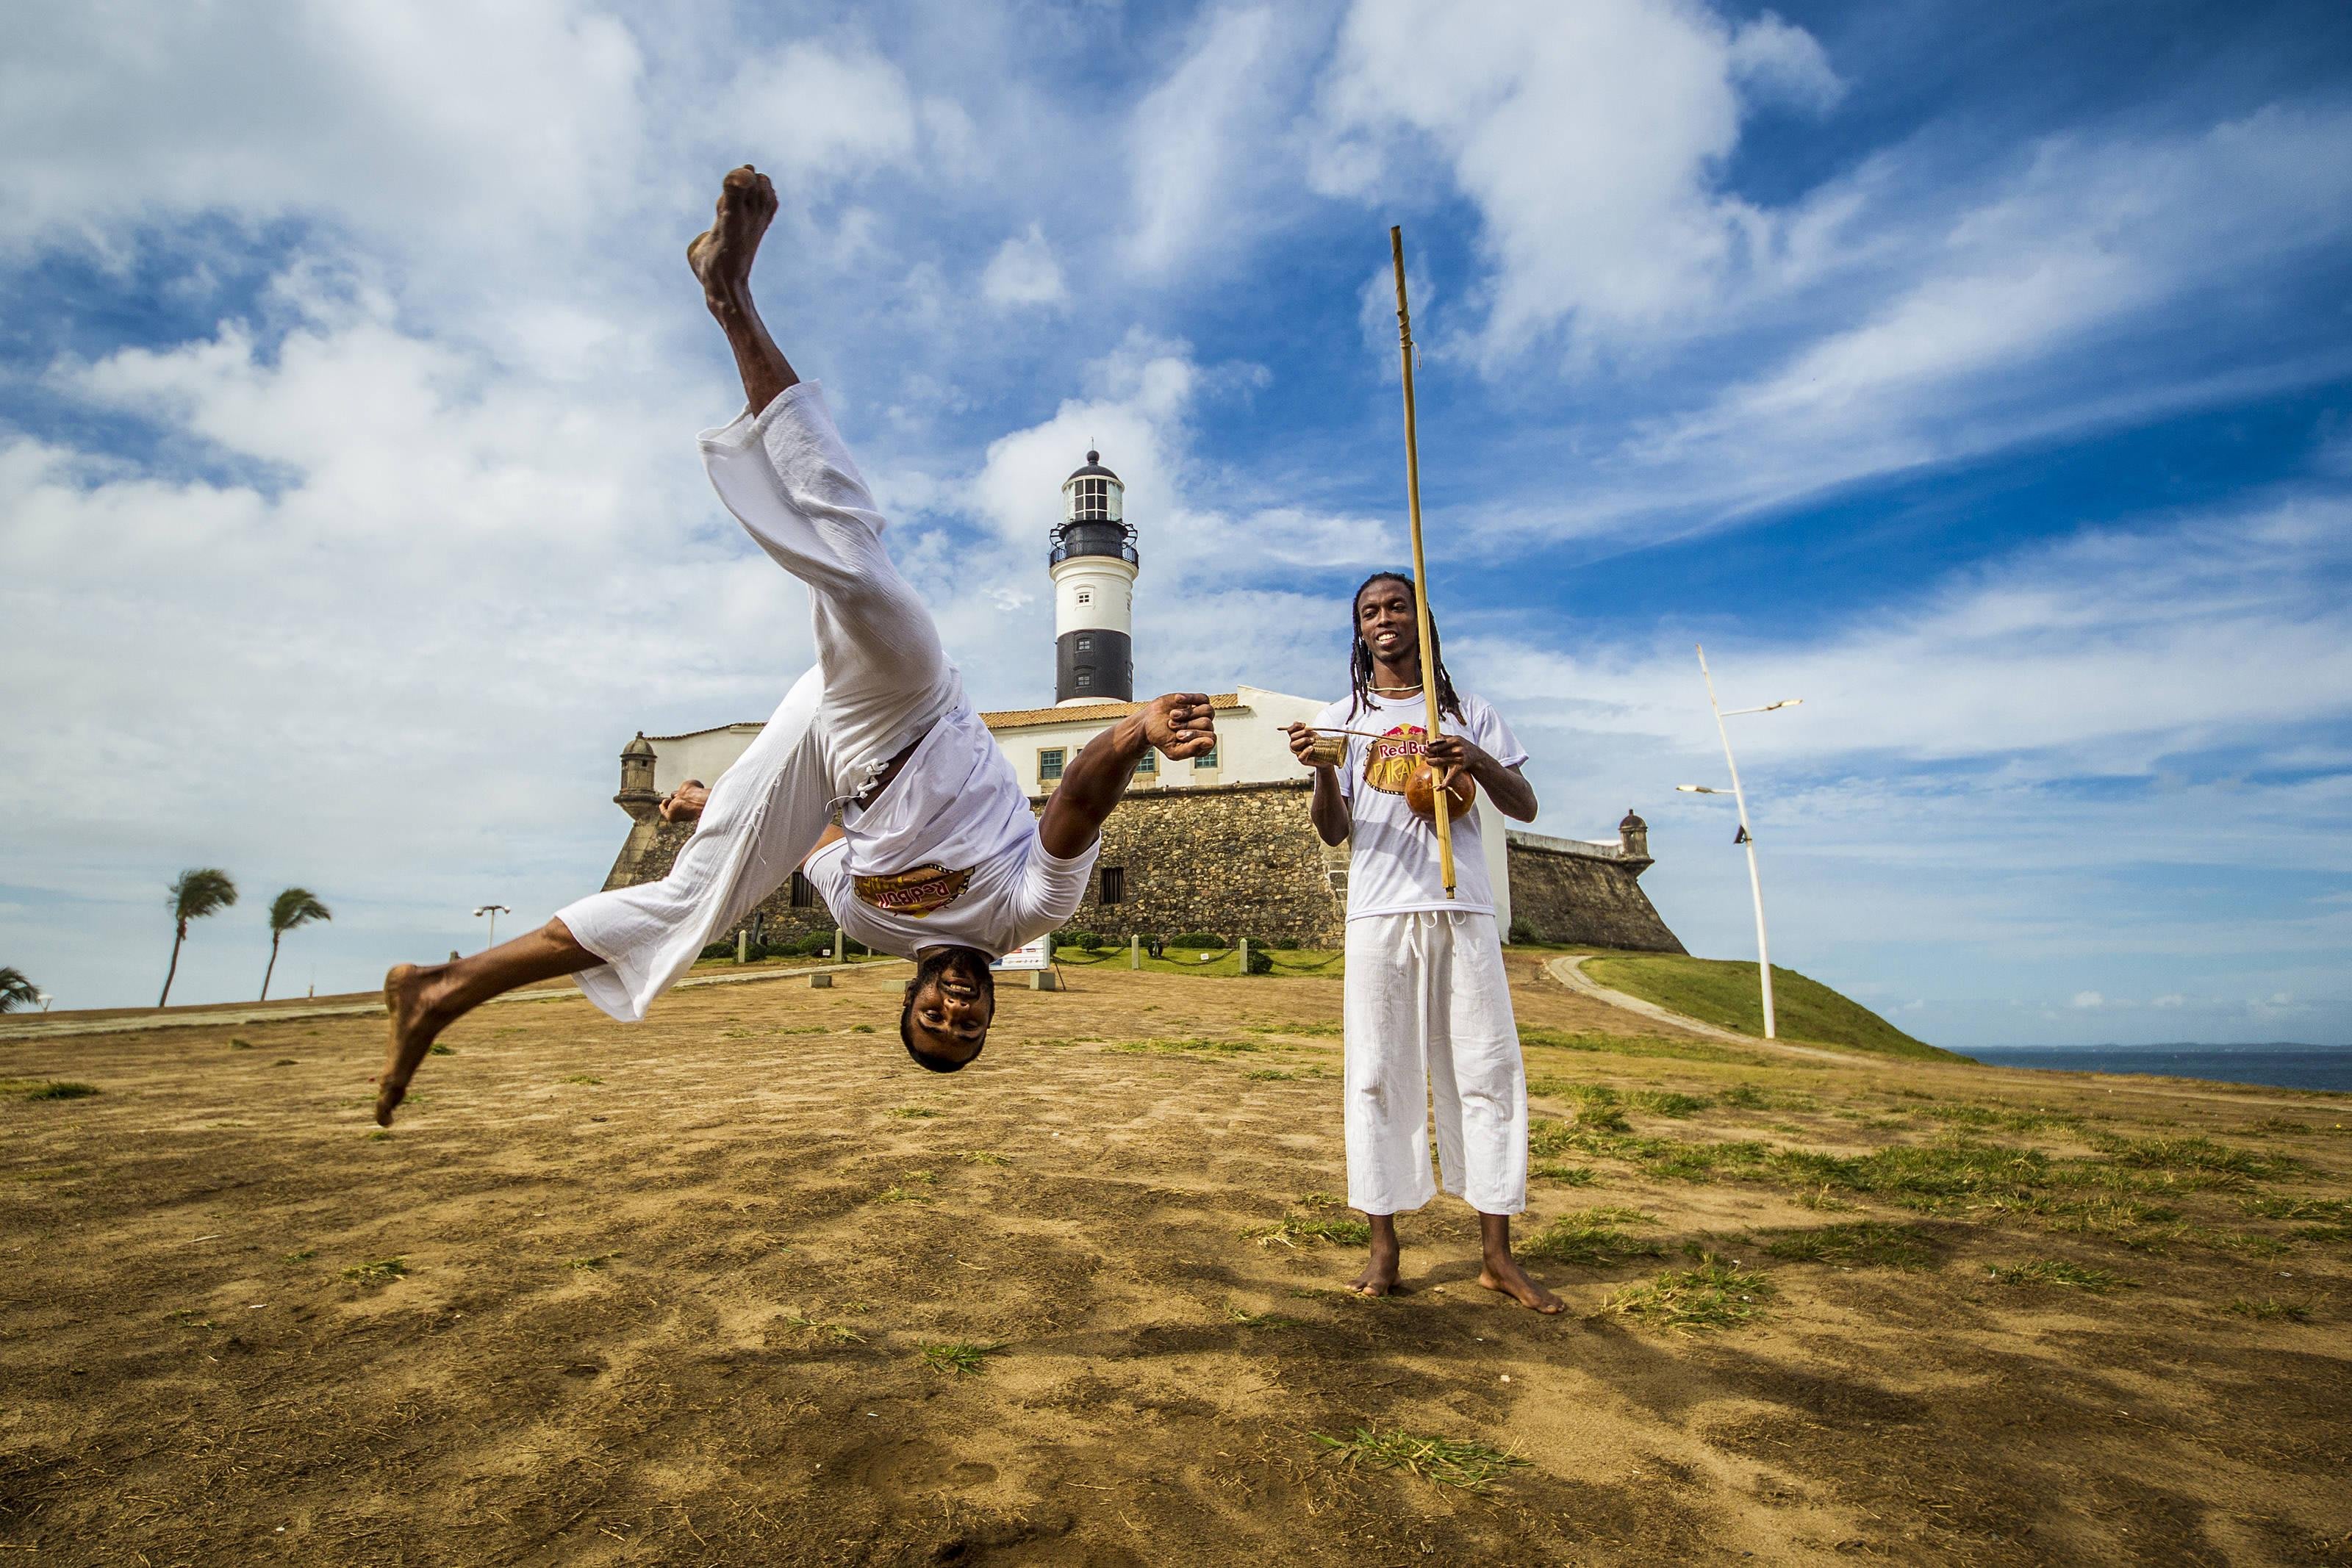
[687, 165, 778, 300]
[376, 963, 448, 1126]
[1478, 1254, 1564, 1314]
[1349, 1216, 1402, 1296]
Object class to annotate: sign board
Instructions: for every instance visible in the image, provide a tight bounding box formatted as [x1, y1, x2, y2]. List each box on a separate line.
[991, 935, 1053, 973]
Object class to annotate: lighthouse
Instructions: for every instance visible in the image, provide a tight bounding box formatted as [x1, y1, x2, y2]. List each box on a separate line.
[1049, 450, 1137, 705]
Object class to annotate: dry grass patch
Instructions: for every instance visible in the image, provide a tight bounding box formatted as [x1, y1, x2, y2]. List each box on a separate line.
[1313, 1428, 1527, 1490]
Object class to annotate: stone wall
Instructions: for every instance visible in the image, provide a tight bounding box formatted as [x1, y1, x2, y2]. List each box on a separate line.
[598, 780, 1349, 951]
[1504, 838, 1685, 953]
[600, 780, 1684, 955]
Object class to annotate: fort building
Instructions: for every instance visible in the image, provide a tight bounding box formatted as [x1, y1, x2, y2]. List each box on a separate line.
[603, 448, 1683, 954]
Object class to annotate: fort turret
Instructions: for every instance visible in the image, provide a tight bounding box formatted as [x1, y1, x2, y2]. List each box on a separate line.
[1049, 450, 1137, 705]
[1618, 808, 1651, 866]
[615, 733, 660, 821]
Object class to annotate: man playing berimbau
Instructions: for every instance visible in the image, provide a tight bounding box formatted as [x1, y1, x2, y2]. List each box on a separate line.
[376, 165, 1214, 1123]
[1286, 572, 1561, 1312]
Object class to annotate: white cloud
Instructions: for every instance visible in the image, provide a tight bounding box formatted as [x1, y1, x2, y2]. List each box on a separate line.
[2153, 993, 2186, 1008]
[2070, 991, 2106, 1009]
[0, 0, 646, 258]
[980, 224, 1068, 309]
[1727, 13, 1844, 114]
[1311, 0, 1822, 347]
[715, 41, 925, 187]
[1125, 7, 1299, 274]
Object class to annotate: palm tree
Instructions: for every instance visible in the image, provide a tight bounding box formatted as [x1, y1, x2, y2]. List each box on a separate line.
[159, 868, 237, 1007]
[0, 967, 38, 1013]
[260, 888, 331, 1001]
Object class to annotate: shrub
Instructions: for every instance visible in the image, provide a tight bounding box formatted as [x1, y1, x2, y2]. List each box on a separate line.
[1170, 932, 1225, 949]
[1241, 946, 1273, 974]
[1061, 929, 1102, 951]
[698, 941, 735, 961]
[1508, 919, 1538, 944]
[785, 932, 832, 957]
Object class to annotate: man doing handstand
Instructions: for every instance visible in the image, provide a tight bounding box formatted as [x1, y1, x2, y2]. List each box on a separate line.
[376, 165, 1213, 1123]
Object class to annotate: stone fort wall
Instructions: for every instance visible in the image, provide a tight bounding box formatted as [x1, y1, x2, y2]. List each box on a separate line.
[603, 780, 1684, 954]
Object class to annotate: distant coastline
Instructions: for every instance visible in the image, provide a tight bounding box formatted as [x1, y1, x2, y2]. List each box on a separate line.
[1968, 1043, 2352, 1094]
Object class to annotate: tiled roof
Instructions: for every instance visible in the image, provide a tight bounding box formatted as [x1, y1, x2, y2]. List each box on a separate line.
[978, 694, 1244, 730]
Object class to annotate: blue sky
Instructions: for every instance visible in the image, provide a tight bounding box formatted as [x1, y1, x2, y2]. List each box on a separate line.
[3, 0, 2348, 1047]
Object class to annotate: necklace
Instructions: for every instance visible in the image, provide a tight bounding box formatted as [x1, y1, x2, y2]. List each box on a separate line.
[1369, 683, 1423, 695]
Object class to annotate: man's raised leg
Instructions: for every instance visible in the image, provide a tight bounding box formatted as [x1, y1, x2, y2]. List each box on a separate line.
[377, 919, 600, 1126]
[691, 165, 797, 413]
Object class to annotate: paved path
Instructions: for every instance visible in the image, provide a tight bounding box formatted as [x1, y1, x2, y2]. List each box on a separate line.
[0, 958, 912, 1043]
[1542, 953, 1863, 1066]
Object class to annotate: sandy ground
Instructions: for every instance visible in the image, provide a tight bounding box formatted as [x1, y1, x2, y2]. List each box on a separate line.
[2, 954, 2348, 1566]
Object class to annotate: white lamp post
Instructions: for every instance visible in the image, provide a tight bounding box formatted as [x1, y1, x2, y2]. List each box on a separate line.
[1679, 644, 1802, 1039]
[473, 904, 511, 950]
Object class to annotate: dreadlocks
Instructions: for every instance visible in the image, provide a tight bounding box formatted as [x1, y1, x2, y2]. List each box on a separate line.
[1347, 571, 1464, 724]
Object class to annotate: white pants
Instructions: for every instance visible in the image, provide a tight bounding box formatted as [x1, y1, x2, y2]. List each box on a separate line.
[556, 383, 957, 1022]
[1342, 911, 1528, 1217]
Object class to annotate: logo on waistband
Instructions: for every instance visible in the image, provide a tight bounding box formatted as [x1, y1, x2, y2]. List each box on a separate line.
[1363, 724, 1427, 796]
[853, 863, 975, 918]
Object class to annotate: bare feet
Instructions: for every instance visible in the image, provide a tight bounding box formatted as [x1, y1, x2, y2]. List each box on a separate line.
[376, 963, 448, 1126]
[687, 165, 778, 302]
[1478, 1252, 1564, 1314]
[1349, 1214, 1402, 1296]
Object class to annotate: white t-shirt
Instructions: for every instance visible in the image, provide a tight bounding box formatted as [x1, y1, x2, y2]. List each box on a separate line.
[802, 701, 1098, 960]
[1309, 689, 1527, 921]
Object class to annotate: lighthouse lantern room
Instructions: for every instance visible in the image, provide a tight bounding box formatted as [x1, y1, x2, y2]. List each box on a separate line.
[1049, 450, 1138, 705]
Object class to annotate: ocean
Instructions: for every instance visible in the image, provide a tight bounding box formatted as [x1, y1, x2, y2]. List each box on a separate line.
[1965, 1044, 2352, 1094]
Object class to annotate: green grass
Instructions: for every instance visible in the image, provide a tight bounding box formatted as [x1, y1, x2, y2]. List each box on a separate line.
[1, 1080, 100, 1101]
[428, 1043, 456, 1056]
[565, 1253, 620, 1270]
[2084, 1133, 2300, 1182]
[1226, 1306, 1307, 1328]
[1245, 1068, 1296, 1081]
[561, 1074, 603, 1086]
[229, 1038, 253, 1051]
[1106, 1037, 1261, 1057]
[1610, 1255, 1775, 1332]
[1982, 1259, 2135, 1292]
[1920, 1101, 2081, 1134]
[1580, 954, 1960, 1060]
[1532, 1162, 1599, 1185]
[1520, 1207, 1665, 1266]
[2225, 1297, 2312, 1323]
[1519, 1026, 1762, 1066]
[888, 1106, 942, 1119]
[1761, 1222, 1940, 1269]
[1627, 1090, 1710, 1118]
[876, 1170, 936, 1204]
[1243, 1210, 1372, 1248]
[342, 1257, 409, 1284]
[1313, 1428, 1527, 1490]
[775, 1312, 866, 1344]
[960, 1149, 1007, 1165]
[919, 1341, 1003, 1375]
[282, 1249, 316, 1265]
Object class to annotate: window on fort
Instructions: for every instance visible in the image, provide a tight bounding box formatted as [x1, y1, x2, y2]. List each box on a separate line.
[789, 871, 816, 909]
[1076, 591, 1091, 605]
[1076, 671, 1094, 688]
[1039, 747, 1065, 782]
[1099, 866, 1125, 905]
[1076, 635, 1092, 650]
[1134, 751, 1155, 774]
[1195, 742, 1219, 769]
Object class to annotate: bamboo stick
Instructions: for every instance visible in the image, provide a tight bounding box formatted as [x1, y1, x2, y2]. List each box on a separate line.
[1390, 225, 1455, 898]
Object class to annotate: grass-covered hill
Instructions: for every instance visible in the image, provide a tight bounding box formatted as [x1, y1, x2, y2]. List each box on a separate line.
[1580, 954, 1965, 1062]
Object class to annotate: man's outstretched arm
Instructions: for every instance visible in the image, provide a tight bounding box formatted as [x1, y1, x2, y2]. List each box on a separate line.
[1036, 694, 1216, 859]
[690, 165, 799, 412]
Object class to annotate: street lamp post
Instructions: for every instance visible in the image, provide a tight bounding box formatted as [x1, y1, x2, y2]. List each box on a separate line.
[473, 904, 511, 951]
[1679, 644, 1802, 1040]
